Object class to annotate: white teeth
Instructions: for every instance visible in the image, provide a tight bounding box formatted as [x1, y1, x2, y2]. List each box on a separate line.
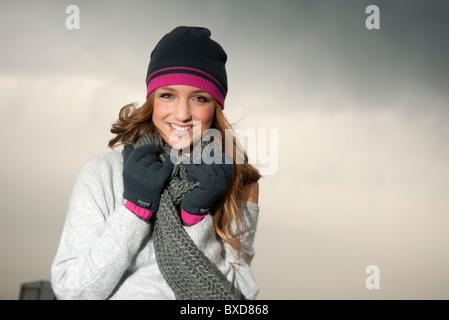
[170, 123, 192, 131]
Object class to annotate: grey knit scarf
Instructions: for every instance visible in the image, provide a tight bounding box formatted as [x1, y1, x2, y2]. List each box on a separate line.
[124, 129, 237, 300]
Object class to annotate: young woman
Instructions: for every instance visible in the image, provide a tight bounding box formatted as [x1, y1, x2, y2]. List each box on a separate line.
[51, 26, 261, 300]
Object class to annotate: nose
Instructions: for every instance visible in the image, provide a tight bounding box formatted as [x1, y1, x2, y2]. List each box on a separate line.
[173, 97, 192, 122]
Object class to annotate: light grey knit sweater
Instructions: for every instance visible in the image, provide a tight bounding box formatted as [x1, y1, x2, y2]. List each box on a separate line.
[51, 151, 259, 300]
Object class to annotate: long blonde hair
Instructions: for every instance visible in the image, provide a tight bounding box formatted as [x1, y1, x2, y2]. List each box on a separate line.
[108, 93, 261, 257]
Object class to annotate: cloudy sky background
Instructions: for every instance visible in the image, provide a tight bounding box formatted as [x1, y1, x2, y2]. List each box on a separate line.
[1, 0, 448, 299]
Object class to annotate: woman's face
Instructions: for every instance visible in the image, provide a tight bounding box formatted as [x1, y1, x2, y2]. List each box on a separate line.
[152, 85, 216, 149]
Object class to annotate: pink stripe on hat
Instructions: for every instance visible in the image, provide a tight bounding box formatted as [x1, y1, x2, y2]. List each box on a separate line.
[146, 72, 225, 108]
[147, 67, 226, 94]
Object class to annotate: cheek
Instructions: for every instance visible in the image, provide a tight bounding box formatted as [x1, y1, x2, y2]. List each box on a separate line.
[194, 107, 215, 131]
[152, 104, 169, 127]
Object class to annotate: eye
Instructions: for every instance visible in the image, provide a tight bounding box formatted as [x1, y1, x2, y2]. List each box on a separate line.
[159, 93, 173, 99]
[194, 95, 209, 103]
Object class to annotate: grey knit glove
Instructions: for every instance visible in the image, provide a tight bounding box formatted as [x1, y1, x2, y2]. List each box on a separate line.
[181, 153, 233, 215]
[123, 143, 173, 212]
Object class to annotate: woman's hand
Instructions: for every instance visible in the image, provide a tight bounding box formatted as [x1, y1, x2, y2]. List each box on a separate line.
[123, 144, 173, 212]
[181, 153, 233, 215]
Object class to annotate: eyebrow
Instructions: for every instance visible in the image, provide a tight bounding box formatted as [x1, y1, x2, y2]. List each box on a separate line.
[192, 89, 209, 94]
[159, 86, 176, 91]
[159, 86, 210, 95]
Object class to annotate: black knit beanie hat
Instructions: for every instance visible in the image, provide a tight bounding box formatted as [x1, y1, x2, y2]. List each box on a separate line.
[146, 26, 228, 108]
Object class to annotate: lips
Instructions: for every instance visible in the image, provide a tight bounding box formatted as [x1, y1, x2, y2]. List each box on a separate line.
[168, 123, 194, 136]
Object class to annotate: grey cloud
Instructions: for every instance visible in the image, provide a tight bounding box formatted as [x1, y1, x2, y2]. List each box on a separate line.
[1, 0, 449, 300]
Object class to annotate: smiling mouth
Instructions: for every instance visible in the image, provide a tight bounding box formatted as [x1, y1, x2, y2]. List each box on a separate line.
[169, 123, 193, 131]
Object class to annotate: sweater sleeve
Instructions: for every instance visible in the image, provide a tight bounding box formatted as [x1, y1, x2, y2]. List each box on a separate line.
[51, 153, 151, 300]
[184, 200, 260, 300]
